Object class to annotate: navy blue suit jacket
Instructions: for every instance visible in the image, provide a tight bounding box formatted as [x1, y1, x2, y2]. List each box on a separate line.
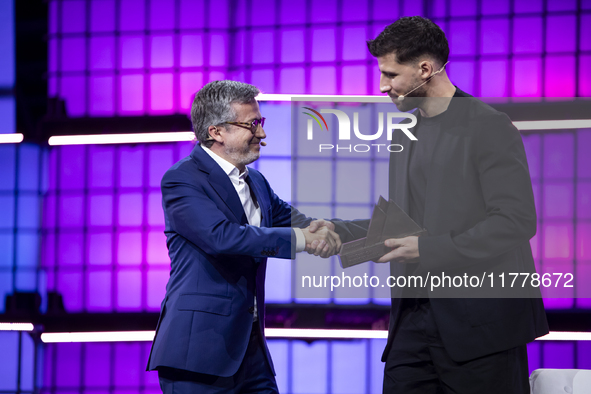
[147, 144, 312, 377]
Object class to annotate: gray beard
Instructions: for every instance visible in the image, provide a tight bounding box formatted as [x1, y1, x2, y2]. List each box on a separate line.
[224, 144, 260, 167]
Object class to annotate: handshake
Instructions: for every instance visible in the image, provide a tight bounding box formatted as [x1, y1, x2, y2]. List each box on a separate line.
[302, 219, 341, 258]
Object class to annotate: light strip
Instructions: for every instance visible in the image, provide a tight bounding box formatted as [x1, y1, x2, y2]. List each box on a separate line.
[265, 328, 388, 339]
[0, 133, 24, 144]
[537, 331, 591, 341]
[41, 330, 155, 343]
[48, 131, 196, 146]
[38, 329, 591, 343]
[0, 323, 35, 331]
[513, 119, 591, 130]
[256, 93, 392, 102]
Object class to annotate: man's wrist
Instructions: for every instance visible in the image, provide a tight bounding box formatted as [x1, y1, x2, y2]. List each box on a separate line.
[294, 228, 305, 253]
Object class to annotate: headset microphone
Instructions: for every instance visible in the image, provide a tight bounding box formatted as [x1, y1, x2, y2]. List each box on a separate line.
[260, 141, 267, 146]
[390, 61, 449, 101]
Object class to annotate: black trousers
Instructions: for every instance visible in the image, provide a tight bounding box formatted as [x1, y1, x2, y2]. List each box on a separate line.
[383, 298, 530, 394]
[158, 324, 278, 394]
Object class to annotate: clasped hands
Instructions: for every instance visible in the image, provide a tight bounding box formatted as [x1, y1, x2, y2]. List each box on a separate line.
[302, 219, 341, 258]
[305, 219, 420, 263]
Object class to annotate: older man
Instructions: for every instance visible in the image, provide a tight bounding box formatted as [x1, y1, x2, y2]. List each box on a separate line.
[147, 80, 340, 393]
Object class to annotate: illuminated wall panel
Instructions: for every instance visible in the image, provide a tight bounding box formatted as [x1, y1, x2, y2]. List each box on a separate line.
[47, 0, 591, 118]
[35, 339, 591, 394]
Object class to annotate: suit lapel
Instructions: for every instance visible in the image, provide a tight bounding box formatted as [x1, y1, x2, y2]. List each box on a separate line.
[245, 171, 270, 227]
[191, 145, 248, 225]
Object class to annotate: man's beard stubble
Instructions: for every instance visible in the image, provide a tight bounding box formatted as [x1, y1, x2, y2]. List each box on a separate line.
[224, 142, 260, 168]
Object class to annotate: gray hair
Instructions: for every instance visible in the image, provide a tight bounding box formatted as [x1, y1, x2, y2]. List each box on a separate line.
[190, 80, 260, 147]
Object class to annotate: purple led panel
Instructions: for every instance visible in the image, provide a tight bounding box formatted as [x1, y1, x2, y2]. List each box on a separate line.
[546, 15, 577, 54]
[280, 67, 306, 94]
[450, 0, 477, 16]
[48, 0, 588, 116]
[42, 342, 160, 392]
[342, 0, 368, 22]
[179, 0, 205, 29]
[480, 19, 509, 55]
[90, 0, 115, 32]
[42, 142, 198, 312]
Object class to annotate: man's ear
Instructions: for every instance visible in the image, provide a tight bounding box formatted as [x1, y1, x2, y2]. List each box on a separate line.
[418, 60, 433, 79]
[207, 125, 223, 143]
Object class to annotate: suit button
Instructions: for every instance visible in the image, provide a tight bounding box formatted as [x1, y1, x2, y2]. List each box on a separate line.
[248, 306, 255, 314]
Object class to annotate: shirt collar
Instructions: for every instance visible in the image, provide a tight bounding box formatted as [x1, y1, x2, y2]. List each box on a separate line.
[202, 145, 249, 181]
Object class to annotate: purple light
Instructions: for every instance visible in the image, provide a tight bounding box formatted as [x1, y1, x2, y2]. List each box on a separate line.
[480, 19, 509, 55]
[83, 343, 111, 386]
[543, 342, 575, 369]
[149, 0, 174, 31]
[281, 29, 305, 63]
[119, 36, 144, 69]
[546, 15, 576, 53]
[514, 0, 543, 13]
[252, 0, 276, 26]
[280, 0, 306, 24]
[580, 56, 591, 96]
[312, 28, 336, 62]
[513, 58, 542, 97]
[60, 38, 86, 72]
[180, 34, 204, 67]
[119, 74, 144, 114]
[448, 61, 474, 94]
[147, 231, 168, 265]
[117, 232, 142, 266]
[179, 0, 205, 29]
[90, 0, 115, 32]
[311, 0, 337, 23]
[342, 0, 368, 22]
[480, 60, 507, 96]
[543, 224, 573, 259]
[87, 270, 112, 311]
[342, 27, 368, 61]
[89, 76, 114, 116]
[310, 66, 336, 94]
[150, 35, 174, 68]
[119, 147, 144, 187]
[60, 76, 86, 116]
[61, 0, 86, 34]
[147, 192, 164, 226]
[116, 270, 142, 310]
[119, 0, 145, 31]
[179, 72, 203, 111]
[251, 69, 274, 94]
[341, 66, 367, 94]
[450, 0, 477, 16]
[252, 31, 275, 64]
[280, 67, 305, 94]
[147, 269, 168, 310]
[449, 21, 476, 55]
[118, 193, 143, 226]
[372, 0, 399, 20]
[545, 55, 576, 97]
[513, 17, 542, 54]
[88, 233, 112, 265]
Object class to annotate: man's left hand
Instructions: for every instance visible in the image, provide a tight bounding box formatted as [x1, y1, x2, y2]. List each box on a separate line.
[377, 236, 420, 263]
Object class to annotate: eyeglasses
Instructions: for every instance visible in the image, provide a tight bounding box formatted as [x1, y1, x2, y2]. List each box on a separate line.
[223, 118, 266, 134]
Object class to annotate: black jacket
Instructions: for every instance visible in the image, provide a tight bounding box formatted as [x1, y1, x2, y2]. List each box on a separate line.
[334, 88, 549, 362]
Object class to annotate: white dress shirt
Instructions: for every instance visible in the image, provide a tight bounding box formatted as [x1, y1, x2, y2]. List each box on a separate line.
[202, 146, 306, 321]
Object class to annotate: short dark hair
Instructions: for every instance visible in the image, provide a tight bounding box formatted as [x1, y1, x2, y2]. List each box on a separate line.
[367, 16, 449, 66]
